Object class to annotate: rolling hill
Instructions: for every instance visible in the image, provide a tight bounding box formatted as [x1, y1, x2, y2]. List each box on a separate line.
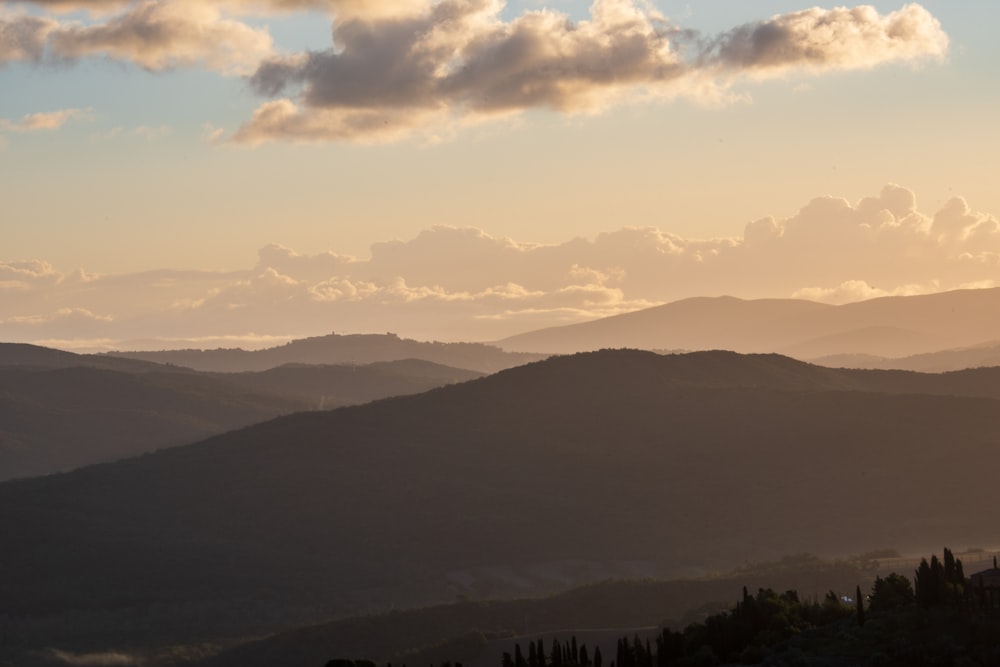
[106, 332, 545, 373]
[496, 288, 1000, 361]
[0, 343, 481, 480]
[4, 349, 1000, 663]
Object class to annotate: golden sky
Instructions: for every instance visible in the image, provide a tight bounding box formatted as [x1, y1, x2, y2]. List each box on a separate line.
[2, 1, 998, 346]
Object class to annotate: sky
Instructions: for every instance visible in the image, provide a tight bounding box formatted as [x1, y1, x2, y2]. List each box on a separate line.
[1, 0, 999, 349]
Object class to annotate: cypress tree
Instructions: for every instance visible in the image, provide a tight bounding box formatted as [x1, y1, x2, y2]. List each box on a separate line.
[856, 585, 865, 627]
[593, 646, 603, 667]
[515, 644, 526, 667]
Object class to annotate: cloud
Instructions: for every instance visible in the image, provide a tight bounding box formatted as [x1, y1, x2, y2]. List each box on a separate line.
[1, 1, 276, 74]
[791, 280, 937, 304]
[0, 14, 56, 63]
[5, 184, 1000, 345]
[18, 0, 427, 19]
[234, 1, 947, 143]
[0, 107, 91, 131]
[44, 1, 275, 74]
[0, 259, 63, 287]
[5, 2, 948, 142]
[705, 4, 948, 75]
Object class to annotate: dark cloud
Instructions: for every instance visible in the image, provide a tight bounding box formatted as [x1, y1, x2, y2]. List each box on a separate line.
[236, 1, 947, 143]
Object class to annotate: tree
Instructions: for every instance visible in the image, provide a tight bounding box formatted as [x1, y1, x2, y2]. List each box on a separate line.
[856, 585, 865, 627]
[870, 573, 914, 612]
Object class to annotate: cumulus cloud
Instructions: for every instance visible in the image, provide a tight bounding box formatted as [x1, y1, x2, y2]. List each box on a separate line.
[45, 1, 275, 74]
[5, 184, 1000, 345]
[4, 2, 948, 142]
[705, 4, 948, 75]
[1, 1, 276, 74]
[234, 1, 947, 143]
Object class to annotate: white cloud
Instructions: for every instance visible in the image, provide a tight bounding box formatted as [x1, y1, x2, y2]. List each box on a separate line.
[5, 184, 1000, 345]
[0, 107, 92, 131]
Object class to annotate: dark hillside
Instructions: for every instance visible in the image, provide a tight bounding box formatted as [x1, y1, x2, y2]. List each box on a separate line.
[0, 348, 481, 480]
[0, 366, 301, 480]
[222, 360, 481, 407]
[0, 342, 187, 373]
[3, 350, 1000, 658]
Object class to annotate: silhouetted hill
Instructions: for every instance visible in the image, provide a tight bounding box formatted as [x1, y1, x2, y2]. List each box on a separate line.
[194, 555, 869, 667]
[0, 345, 482, 480]
[0, 366, 301, 481]
[4, 350, 1000, 660]
[497, 288, 1000, 360]
[107, 332, 545, 373]
[0, 342, 189, 373]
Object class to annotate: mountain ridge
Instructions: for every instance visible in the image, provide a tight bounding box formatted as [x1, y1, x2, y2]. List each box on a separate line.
[497, 288, 1000, 360]
[0, 343, 482, 480]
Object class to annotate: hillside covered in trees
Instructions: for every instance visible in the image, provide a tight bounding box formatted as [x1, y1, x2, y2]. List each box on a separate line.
[5, 350, 1000, 664]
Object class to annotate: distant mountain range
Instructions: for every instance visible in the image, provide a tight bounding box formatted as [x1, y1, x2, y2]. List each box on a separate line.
[5, 349, 1000, 663]
[0, 343, 481, 480]
[811, 340, 1000, 372]
[496, 288, 1000, 365]
[107, 331, 545, 373]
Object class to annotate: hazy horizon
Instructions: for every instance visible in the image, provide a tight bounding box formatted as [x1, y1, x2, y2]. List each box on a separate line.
[5, 181, 1000, 350]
